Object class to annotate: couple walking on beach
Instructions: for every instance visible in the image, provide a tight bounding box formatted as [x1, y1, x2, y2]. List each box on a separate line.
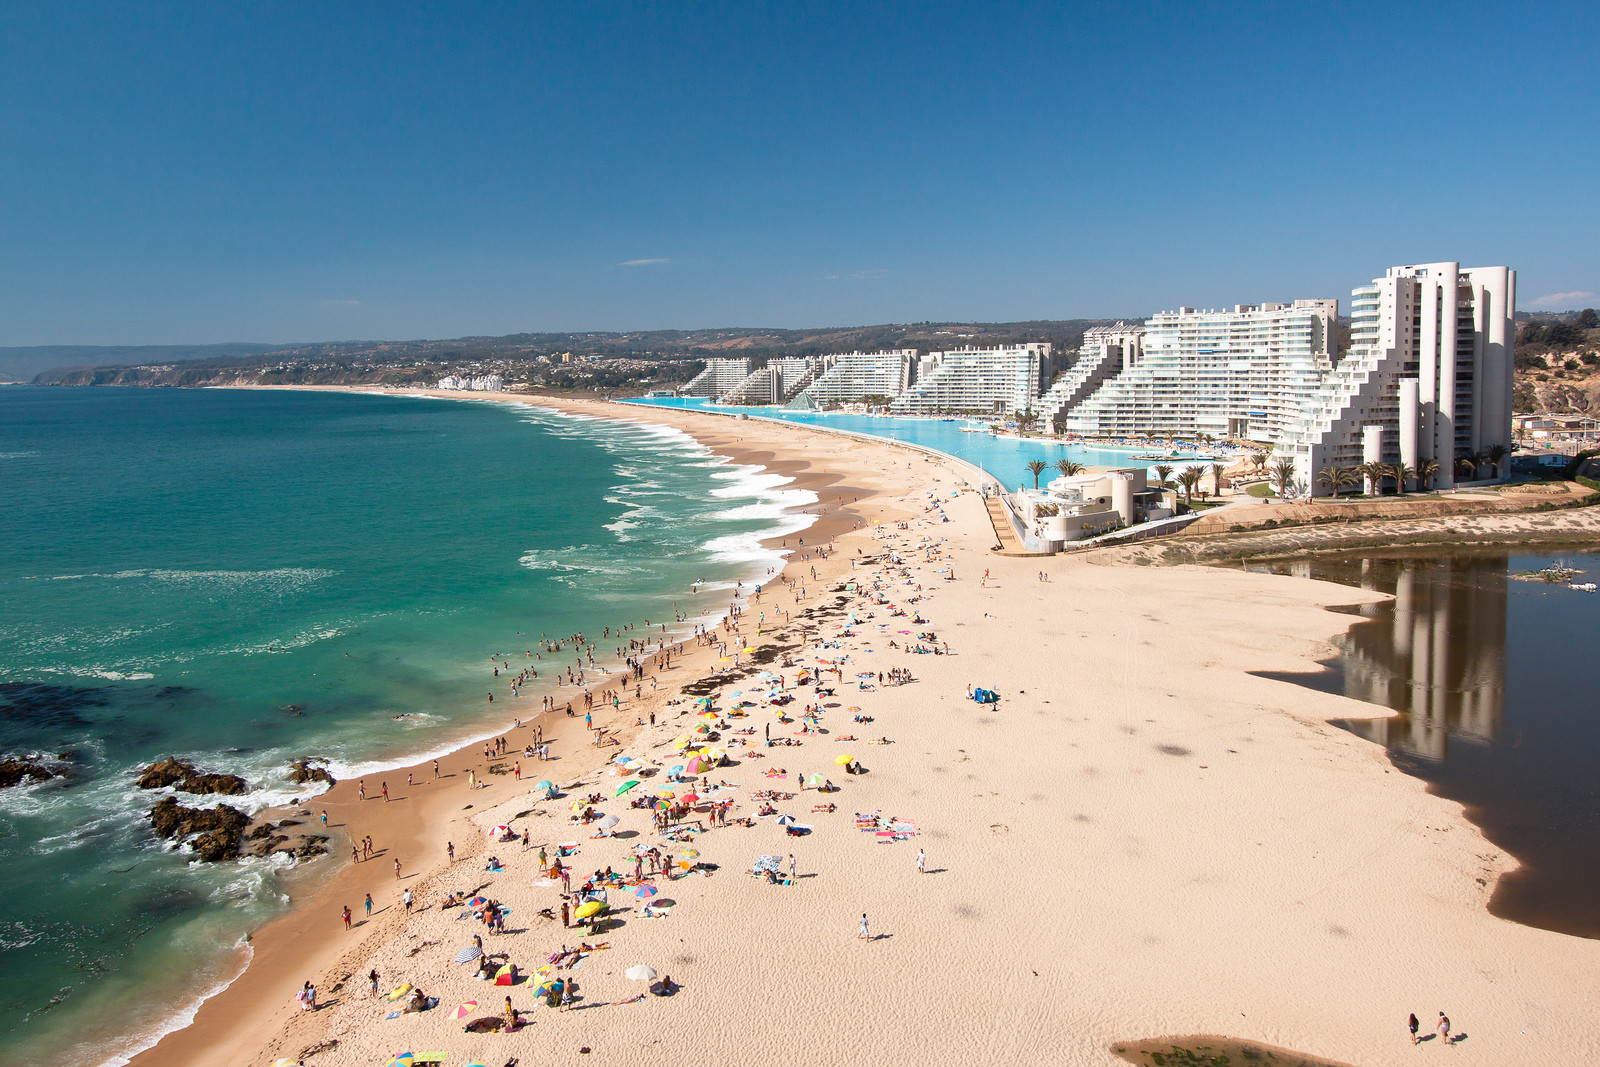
[1409, 1011, 1454, 1045]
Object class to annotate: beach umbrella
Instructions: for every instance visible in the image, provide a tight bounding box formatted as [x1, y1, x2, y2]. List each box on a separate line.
[575, 900, 606, 920]
[835, 753, 854, 765]
[596, 813, 620, 830]
[386, 983, 414, 1002]
[383, 1056, 414, 1067]
[668, 764, 684, 778]
[568, 799, 587, 812]
[487, 824, 509, 838]
[615, 779, 641, 797]
[657, 788, 676, 799]
[679, 848, 700, 859]
[532, 979, 558, 998]
[454, 945, 483, 963]
[635, 884, 658, 898]
[776, 814, 796, 826]
[449, 1000, 479, 1020]
[625, 964, 658, 982]
[468, 896, 488, 907]
[680, 792, 700, 804]
[535, 780, 553, 792]
[806, 773, 825, 786]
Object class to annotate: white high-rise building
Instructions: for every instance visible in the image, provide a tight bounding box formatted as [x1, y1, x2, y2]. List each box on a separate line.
[1275, 263, 1515, 493]
[679, 357, 753, 398]
[1063, 301, 1337, 440]
[888, 343, 1050, 415]
[792, 350, 917, 407]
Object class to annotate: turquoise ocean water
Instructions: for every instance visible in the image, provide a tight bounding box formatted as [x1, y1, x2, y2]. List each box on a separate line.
[0, 386, 814, 1066]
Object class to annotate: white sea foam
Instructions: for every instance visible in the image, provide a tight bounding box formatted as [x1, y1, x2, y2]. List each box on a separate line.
[85, 941, 253, 1067]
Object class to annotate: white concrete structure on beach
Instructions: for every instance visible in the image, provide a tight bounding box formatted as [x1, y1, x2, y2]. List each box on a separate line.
[436, 374, 505, 392]
[1014, 466, 1171, 544]
[1275, 262, 1516, 493]
[1064, 301, 1337, 442]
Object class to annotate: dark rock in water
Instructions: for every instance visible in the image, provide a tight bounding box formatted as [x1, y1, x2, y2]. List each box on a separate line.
[247, 834, 290, 858]
[0, 757, 56, 788]
[0, 681, 105, 730]
[287, 758, 336, 786]
[136, 757, 248, 795]
[147, 797, 250, 860]
[246, 822, 278, 840]
[276, 818, 301, 828]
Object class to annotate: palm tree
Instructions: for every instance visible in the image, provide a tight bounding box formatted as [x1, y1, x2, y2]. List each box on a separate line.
[1486, 444, 1508, 479]
[1209, 462, 1226, 498]
[1177, 466, 1205, 505]
[1153, 464, 1175, 489]
[1358, 461, 1387, 495]
[1457, 455, 1478, 481]
[1270, 457, 1297, 499]
[1249, 451, 1268, 475]
[1393, 463, 1416, 495]
[1055, 457, 1085, 479]
[1416, 458, 1440, 491]
[1317, 464, 1356, 499]
[1016, 411, 1038, 435]
[1026, 459, 1048, 489]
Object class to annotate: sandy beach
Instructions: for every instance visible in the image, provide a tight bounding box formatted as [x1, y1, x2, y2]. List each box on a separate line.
[127, 392, 1600, 1067]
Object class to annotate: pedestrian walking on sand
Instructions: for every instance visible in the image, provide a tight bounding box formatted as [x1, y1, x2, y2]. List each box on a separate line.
[917, 848, 926, 874]
[394, 857, 401, 879]
[1437, 1012, 1451, 1044]
[357, 780, 366, 801]
[381, 781, 389, 802]
[789, 854, 797, 884]
[368, 968, 379, 997]
[561, 900, 570, 927]
[447, 840, 455, 862]
[858, 913, 870, 940]
[432, 759, 439, 778]
[342, 905, 352, 930]
[402, 889, 413, 912]
[364, 893, 373, 918]
[1408, 1014, 1420, 1044]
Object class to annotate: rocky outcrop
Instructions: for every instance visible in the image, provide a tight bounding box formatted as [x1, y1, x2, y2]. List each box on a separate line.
[148, 797, 251, 861]
[0, 758, 56, 788]
[287, 758, 336, 786]
[136, 757, 248, 796]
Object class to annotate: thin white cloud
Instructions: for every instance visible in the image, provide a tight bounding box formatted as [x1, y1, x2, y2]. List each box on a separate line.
[321, 299, 360, 307]
[1530, 290, 1596, 308]
[620, 258, 670, 267]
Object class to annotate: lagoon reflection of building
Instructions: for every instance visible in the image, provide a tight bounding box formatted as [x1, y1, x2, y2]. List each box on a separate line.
[1328, 557, 1506, 760]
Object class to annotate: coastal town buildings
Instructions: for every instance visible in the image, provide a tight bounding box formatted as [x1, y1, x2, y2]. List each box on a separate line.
[1062, 301, 1337, 441]
[1274, 263, 1516, 493]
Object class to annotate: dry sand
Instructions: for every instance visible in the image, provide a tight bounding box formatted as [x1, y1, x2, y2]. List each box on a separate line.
[130, 393, 1600, 1067]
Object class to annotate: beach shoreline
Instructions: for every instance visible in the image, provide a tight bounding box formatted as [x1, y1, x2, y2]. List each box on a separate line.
[123, 388, 1600, 1067]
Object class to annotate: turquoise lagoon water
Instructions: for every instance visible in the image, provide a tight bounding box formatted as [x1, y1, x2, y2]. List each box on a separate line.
[0, 386, 814, 1066]
[621, 396, 1231, 487]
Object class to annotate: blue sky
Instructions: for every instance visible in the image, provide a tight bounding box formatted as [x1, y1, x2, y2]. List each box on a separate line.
[2, 1, 1597, 344]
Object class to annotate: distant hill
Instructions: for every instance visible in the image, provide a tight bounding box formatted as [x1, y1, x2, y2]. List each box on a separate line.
[0, 343, 286, 383]
[20, 321, 1119, 389]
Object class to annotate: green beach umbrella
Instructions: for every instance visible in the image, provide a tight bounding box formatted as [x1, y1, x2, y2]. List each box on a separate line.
[615, 779, 642, 797]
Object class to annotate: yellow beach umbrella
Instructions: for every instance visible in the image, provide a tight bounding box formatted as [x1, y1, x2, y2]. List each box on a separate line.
[575, 900, 605, 920]
[835, 753, 855, 765]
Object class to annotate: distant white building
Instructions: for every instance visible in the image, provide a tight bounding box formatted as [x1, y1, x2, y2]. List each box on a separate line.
[889, 343, 1050, 415]
[1275, 263, 1516, 492]
[437, 375, 504, 392]
[1064, 301, 1336, 441]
